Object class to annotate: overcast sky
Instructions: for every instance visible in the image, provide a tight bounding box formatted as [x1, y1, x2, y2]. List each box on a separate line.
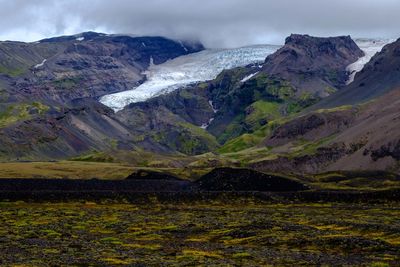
[0, 0, 398, 48]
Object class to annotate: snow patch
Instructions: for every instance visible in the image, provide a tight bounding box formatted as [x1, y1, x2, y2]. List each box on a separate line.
[34, 59, 47, 69]
[200, 118, 214, 129]
[100, 44, 280, 111]
[200, 101, 218, 129]
[241, 72, 259, 83]
[76, 37, 85, 41]
[142, 42, 146, 47]
[179, 41, 188, 52]
[209, 100, 218, 113]
[149, 56, 155, 67]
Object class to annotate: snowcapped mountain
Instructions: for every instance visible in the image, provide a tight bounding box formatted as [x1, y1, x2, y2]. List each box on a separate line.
[2, 32, 399, 172]
[100, 38, 392, 111]
[100, 45, 281, 111]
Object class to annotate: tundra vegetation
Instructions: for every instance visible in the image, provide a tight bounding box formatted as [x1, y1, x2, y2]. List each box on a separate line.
[0, 200, 399, 266]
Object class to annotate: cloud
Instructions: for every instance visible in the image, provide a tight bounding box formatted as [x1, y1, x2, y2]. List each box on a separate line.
[0, 0, 398, 47]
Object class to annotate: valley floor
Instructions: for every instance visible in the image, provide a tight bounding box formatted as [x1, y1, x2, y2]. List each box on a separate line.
[0, 161, 135, 180]
[0, 200, 399, 266]
[0, 161, 209, 180]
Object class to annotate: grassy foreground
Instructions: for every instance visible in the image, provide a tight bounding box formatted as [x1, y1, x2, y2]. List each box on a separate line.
[0, 200, 399, 266]
[0, 162, 211, 180]
[0, 161, 133, 179]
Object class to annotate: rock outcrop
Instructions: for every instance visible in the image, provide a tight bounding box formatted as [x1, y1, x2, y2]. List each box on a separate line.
[1, 32, 204, 104]
[251, 88, 400, 174]
[313, 38, 400, 108]
[196, 167, 309, 191]
[120, 34, 364, 145]
[262, 34, 364, 97]
[0, 32, 205, 159]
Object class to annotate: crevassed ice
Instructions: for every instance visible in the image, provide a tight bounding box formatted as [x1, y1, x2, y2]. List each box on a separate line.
[100, 45, 281, 111]
[346, 39, 393, 84]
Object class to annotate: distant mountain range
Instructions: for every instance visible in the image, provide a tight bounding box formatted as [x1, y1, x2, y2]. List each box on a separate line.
[0, 32, 399, 174]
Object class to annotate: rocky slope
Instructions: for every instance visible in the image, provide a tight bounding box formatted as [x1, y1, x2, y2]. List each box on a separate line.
[1, 32, 203, 105]
[1, 31, 399, 176]
[209, 37, 400, 174]
[313, 37, 400, 109]
[261, 34, 364, 97]
[248, 88, 400, 174]
[0, 32, 204, 160]
[247, 38, 400, 173]
[120, 34, 364, 145]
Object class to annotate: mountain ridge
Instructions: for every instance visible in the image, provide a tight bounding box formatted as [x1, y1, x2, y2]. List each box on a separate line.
[0, 32, 399, 175]
[312, 37, 400, 109]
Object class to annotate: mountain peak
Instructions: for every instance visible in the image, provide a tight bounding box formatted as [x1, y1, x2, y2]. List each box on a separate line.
[38, 31, 107, 43]
[284, 34, 353, 45]
[262, 34, 364, 96]
[312, 37, 400, 108]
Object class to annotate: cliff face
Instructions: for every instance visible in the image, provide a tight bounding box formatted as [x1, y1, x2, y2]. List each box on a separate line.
[261, 34, 364, 97]
[313, 38, 400, 109]
[0, 32, 204, 105]
[243, 35, 400, 173]
[248, 88, 400, 174]
[0, 32, 205, 160]
[2, 31, 399, 175]
[120, 34, 364, 145]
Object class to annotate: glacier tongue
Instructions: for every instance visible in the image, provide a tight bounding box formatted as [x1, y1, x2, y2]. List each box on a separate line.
[346, 39, 393, 84]
[100, 45, 280, 111]
[100, 39, 391, 112]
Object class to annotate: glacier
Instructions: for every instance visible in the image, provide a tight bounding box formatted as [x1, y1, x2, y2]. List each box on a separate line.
[100, 39, 391, 112]
[100, 45, 280, 111]
[346, 39, 393, 84]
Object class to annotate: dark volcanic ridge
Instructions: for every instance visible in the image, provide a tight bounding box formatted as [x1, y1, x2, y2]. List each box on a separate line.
[196, 167, 309, 191]
[313, 37, 400, 109]
[262, 34, 364, 96]
[1, 168, 399, 203]
[0, 168, 306, 193]
[125, 169, 184, 181]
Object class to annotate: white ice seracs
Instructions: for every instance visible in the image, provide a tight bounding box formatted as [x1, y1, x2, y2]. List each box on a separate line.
[100, 44, 280, 111]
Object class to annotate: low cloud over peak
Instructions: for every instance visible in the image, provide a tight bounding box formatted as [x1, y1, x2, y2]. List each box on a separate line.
[0, 0, 398, 48]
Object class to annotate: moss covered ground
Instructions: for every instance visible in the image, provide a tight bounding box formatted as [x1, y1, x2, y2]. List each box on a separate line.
[0, 65, 26, 77]
[1, 161, 399, 191]
[0, 161, 210, 180]
[0, 200, 399, 266]
[0, 161, 134, 180]
[0, 102, 49, 128]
